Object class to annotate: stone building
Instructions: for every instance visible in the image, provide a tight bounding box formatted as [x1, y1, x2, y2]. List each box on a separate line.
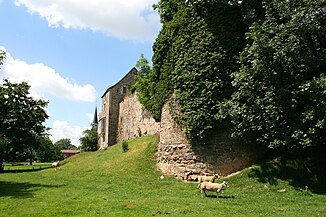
[61, 150, 80, 158]
[98, 67, 263, 178]
[98, 67, 137, 149]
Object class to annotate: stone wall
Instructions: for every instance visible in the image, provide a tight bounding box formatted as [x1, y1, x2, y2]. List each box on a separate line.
[157, 102, 263, 178]
[98, 93, 110, 149]
[117, 94, 263, 178]
[117, 94, 160, 143]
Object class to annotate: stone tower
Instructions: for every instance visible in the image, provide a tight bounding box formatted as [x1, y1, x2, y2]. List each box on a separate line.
[98, 67, 137, 149]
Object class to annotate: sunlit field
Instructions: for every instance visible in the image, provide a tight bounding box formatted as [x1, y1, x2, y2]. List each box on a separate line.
[1, 136, 325, 216]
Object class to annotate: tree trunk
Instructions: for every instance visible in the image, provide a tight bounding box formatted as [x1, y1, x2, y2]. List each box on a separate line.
[0, 157, 3, 172]
[29, 148, 33, 165]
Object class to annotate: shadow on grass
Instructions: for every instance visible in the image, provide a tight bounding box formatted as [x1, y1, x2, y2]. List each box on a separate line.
[0, 181, 62, 198]
[2, 165, 52, 173]
[248, 158, 326, 194]
[204, 195, 235, 199]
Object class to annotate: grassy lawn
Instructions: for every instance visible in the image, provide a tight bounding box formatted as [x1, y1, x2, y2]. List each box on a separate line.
[2, 162, 52, 172]
[0, 135, 325, 216]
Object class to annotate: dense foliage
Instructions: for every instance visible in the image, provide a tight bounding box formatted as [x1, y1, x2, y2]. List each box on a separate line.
[136, 0, 247, 141]
[134, 0, 326, 160]
[79, 127, 98, 151]
[35, 136, 62, 162]
[0, 51, 61, 166]
[54, 138, 78, 150]
[225, 0, 326, 156]
[0, 78, 49, 170]
[133, 54, 164, 121]
[0, 49, 4, 66]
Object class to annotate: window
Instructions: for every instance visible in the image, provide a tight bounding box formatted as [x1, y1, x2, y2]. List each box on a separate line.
[122, 86, 127, 94]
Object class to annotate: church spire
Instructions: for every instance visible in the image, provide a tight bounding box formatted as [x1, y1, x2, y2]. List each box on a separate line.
[91, 107, 98, 127]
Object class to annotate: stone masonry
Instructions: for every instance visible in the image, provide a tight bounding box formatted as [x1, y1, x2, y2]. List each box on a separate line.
[117, 94, 160, 143]
[99, 68, 263, 177]
[157, 101, 262, 179]
[116, 94, 263, 178]
[98, 67, 137, 149]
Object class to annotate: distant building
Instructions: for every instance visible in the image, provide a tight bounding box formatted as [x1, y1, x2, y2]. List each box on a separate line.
[61, 150, 80, 158]
[91, 106, 98, 128]
[98, 67, 137, 149]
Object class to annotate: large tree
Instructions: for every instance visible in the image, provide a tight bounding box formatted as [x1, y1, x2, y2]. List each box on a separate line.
[54, 138, 77, 150]
[0, 79, 49, 171]
[135, 0, 325, 163]
[79, 127, 98, 152]
[35, 136, 62, 162]
[226, 0, 326, 157]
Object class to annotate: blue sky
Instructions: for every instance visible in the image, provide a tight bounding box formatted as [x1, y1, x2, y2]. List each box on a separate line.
[0, 0, 161, 145]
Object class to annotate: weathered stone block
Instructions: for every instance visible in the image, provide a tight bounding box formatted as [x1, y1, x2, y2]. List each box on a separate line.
[100, 70, 263, 178]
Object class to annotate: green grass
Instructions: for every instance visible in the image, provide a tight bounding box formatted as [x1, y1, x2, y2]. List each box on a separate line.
[0, 135, 325, 216]
[2, 162, 52, 172]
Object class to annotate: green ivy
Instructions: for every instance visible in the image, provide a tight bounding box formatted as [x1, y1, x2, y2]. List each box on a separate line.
[134, 0, 325, 160]
[135, 1, 246, 143]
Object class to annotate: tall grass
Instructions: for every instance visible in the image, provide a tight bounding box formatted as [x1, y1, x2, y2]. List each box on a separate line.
[0, 136, 325, 216]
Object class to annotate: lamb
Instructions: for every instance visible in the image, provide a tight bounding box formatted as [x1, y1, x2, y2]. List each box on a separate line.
[197, 174, 220, 183]
[197, 181, 229, 198]
[52, 160, 60, 170]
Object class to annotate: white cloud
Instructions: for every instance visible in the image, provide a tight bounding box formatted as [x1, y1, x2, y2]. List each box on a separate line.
[86, 113, 94, 121]
[14, 0, 161, 41]
[49, 120, 89, 146]
[0, 46, 97, 102]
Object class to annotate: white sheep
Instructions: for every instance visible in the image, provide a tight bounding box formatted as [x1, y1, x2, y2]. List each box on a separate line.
[197, 174, 220, 183]
[197, 181, 229, 198]
[186, 174, 198, 182]
[52, 160, 60, 170]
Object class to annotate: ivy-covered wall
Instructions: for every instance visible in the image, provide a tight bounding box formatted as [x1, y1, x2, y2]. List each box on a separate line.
[117, 94, 263, 177]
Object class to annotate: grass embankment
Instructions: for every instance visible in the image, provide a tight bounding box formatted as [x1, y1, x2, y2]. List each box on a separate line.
[0, 136, 325, 216]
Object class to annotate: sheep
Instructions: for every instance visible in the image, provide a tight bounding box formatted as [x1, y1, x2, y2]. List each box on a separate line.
[197, 174, 220, 183]
[197, 181, 229, 198]
[52, 160, 60, 170]
[186, 174, 198, 182]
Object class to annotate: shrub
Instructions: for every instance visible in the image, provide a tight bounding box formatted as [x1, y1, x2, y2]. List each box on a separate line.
[122, 141, 129, 153]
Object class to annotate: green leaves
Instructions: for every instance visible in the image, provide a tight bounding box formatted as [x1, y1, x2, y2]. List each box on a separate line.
[80, 127, 98, 152]
[227, 0, 326, 153]
[55, 138, 77, 150]
[0, 49, 5, 66]
[0, 79, 49, 169]
[135, 0, 325, 161]
[0, 80, 49, 136]
[133, 54, 166, 121]
[140, 1, 245, 143]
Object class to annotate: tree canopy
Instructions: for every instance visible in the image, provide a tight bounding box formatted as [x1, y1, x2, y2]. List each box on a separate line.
[134, 0, 326, 161]
[225, 0, 326, 155]
[54, 138, 78, 150]
[0, 78, 49, 170]
[79, 127, 98, 152]
[0, 49, 4, 66]
[35, 136, 62, 162]
[79, 126, 98, 151]
[136, 0, 247, 142]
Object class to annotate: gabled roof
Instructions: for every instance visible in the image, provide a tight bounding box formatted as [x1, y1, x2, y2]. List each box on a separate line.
[101, 67, 138, 98]
[61, 150, 80, 154]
